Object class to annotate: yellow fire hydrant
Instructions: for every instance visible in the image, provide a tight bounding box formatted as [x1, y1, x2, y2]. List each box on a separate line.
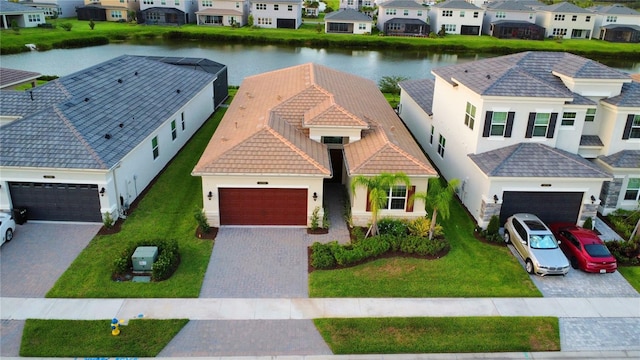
[111, 318, 120, 336]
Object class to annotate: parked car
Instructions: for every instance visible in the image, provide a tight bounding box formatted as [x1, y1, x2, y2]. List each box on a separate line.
[0, 211, 16, 246]
[548, 223, 617, 274]
[504, 213, 570, 276]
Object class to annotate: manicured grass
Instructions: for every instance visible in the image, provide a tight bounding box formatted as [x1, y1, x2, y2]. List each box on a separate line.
[21, 319, 188, 357]
[309, 197, 541, 297]
[618, 266, 640, 293]
[314, 317, 560, 354]
[46, 108, 226, 298]
[2, 19, 639, 59]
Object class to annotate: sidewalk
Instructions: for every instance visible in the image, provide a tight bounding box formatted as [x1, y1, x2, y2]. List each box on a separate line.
[2, 297, 639, 320]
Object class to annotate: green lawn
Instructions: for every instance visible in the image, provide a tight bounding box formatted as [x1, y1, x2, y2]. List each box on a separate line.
[315, 317, 560, 354]
[309, 197, 541, 297]
[21, 319, 188, 357]
[46, 109, 225, 298]
[618, 266, 640, 293]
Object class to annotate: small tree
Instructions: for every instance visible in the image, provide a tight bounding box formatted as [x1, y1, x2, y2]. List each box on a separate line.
[438, 24, 446, 37]
[248, 14, 254, 27]
[351, 172, 411, 237]
[60, 23, 73, 31]
[410, 178, 460, 240]
[194, 208, 210, 234]
[11, 20, 19, 34]
[582, 216, 593, 230]
[89, 19, 95, 30]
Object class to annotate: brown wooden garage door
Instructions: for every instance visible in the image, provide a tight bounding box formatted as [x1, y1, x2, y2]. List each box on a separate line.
[499, 191, 583, 226]
[219, 188, 307, 225]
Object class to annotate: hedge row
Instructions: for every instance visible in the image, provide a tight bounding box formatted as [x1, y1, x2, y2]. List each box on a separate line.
[112, 238, 180, 281]
[310, 234, 448, 270]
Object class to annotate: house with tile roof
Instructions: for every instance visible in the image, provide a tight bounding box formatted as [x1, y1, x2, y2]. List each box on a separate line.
[193, 63, 437, 227]
[324, 8, 373, 34]
[376, 0, 429, 35]
[398, 51, 639, 228]
[0, 1, 45, 28]
[338, 0, 375, 12]
[534, 1, 594, 39]
[141, 0, 198, 25]
[0, 68, 40, 90]
[590, 4, 640, 43]
[483, 0, 544, 39]
[195, 0, 250, 26]
[429, 0, 484, 35]
[249, 0, 303, 29]
[77, 0, 140, 22]
[0, 55, 227, 222]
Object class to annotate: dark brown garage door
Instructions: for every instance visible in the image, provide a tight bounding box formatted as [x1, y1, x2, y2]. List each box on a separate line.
[499, 191, 583, 226]
[219, 188, 307, 225]
[8, 182, 102, 222]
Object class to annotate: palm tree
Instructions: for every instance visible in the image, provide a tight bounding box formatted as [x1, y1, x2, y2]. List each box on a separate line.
[410, 177, 460, 240]
[351, 172, 411, 237]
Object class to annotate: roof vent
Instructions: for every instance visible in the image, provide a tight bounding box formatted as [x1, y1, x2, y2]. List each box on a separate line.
[117, 79, 123, 83]
[464, 69, 468, 73]
[84, 97, 90, 102]
[104, 133, 112, 139]
[119, 123, 124, 128]
[486, 74, 491, 79]
[176, 89, 181, 94]
[134, 71, 138, 76]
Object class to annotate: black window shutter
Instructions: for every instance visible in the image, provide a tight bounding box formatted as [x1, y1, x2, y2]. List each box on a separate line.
[546, 113, 558, 138]
[525, 112, 535, 138]
[482, 111, 493, 137]
[622, 114, 634, 140]
[505, 112, 515, 138]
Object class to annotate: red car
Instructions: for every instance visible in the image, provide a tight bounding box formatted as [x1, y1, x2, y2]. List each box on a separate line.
[549, 223, 617, 273]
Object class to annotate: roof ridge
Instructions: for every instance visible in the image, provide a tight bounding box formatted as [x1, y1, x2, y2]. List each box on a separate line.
[53, 106, 108, 169]
[386, 141, 437, 174]
[265, 126, 331, 175]
[490, 143, 522, 176]
[546, 144, 609, 176]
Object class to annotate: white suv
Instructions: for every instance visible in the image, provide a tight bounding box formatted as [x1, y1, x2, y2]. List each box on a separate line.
[504, 213, 569, 276]
[0, 212, 16, 246]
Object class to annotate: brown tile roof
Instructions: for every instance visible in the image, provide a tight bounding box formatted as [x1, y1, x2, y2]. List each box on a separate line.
[631, 73, 640, 82]
[193, 63, 435, 177]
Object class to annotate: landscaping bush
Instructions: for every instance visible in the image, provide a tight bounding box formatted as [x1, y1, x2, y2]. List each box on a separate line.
[606, 240, 640, 266]
[53, 36, 108, 48]
[111, 238, 181, 281]
[310, 242, 336, 269]
[59, 23, 73, 31]
[606, 209, 640, 241]
[377, 217, 408, 237]
[400, 235, 448, 256]
[194, 208, 210, 234]
[582, 216, 593, 230]
[408, 217, 430, 237]
[486, 215, 500, 235]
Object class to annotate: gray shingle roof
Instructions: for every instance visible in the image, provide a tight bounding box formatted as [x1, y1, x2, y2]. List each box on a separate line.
[539, 1, 592, 14]
[325, 9, 372, 21]
[602, 24, 640, 31]
[0, 55, 217, 170]
[432, 0, 481, 10]
[0, 68, 41, 89]
[0, 1, 42, 13]
[469, 143, 611, 178]
[486, 1, 535, 11]
[589, 4, 640, 15]
[602, 80, 640, 107]
[399, 78, 434, 115]
[386, 17, 428, 25]
[598, 150, 640, 169]
[431, 51, 628, 104]
[580, 135, 604, 147]
[378, 0, 425, 9]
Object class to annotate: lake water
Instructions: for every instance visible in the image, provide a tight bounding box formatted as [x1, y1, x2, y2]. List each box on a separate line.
[1, 40, 638, 85]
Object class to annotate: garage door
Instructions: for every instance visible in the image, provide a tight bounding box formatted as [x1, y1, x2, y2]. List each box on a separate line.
[499, 191, 583, 225]
[277, 18, 296, 29]
[219, 188, 307, 225]
[8, 182, 102, 222]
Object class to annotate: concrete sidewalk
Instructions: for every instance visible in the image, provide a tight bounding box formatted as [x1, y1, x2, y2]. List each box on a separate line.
[2, 297, 639, 320]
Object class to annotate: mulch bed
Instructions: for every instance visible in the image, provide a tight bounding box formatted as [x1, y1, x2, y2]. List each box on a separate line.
[307, 228, 329, 235]
[195, 226, 218, 240]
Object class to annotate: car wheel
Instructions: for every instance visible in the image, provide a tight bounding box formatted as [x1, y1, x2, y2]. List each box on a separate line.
[5, 228, 13, 242]
[525, 259, 534, 274]
[570, 257, 579, 269]
[504, 231, 511, 244]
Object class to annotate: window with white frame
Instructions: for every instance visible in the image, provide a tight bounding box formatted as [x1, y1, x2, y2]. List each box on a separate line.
[236, 2, 240, 8]
[387, 23, 401, 30]
[460, 11, 465, 17]
[552, 28, 567, 36]
[257, 17, 272, 24]
[464, 102, 476, 130]
[175, 0, 180, 5]
[628, 114, 640, 139]
[417, 10, 422, 16]
[143, 0, 153, 4]
[606, 15, 617, 22]
[490, 112, 508, 136]
[364, 0, 372, 6]
[152, 136, 159, 159]
[288, 5, 292, 11]
[161, 0, 166, 5]
[147, 12, 160, 20]
[28, 14, 41, 22]
[444, 24, 456, 32]
[496, 11, 506, 18]
[586, 15, 591, 22]
[384, 185, 407, 210]
[274, 4, 279, 10]
[585, 108, 596, 122]
[473, 11, 478, 18]
[359, 23, 366, 30]
[572, 15, 577, 21]
[348, 0, 354, 5]
[181, 112, 185, 131]
[437, 135, 446, 157]
[404, 9, 409, 15]
[386, 9, 396, 15]
[429, 125, 434, 145]
[171, 120, 177, 140]
[202, 0, 212, 6]
[256, 3, 266, 10]
[561, 112, 576, 126]
[533, 113, 551, 137]
[624, 178, 640, 201]
[442, 10, 452, 17]
[554, 14, 565, 21]
[111, 10, 122, 18]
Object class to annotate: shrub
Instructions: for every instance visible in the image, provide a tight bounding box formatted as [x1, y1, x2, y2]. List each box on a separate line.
[111, 239, 181, 281]
[102, 212, 114, 229]
[11, 20, 19, 34]
[377, 217, 408, 237]
[89, 20, 95, 30]
[351, 226, 365, 241]
[60, 23, 73, 31]
[310, 242, 336, 269]
[310, 206, 320, 230]
[486, 215, 500, 235]
[606, 240, 639, 265]
[408, 217, 430, 237]
[194, 208, 210, 233]
[112, 257, 128, 275]
[322, 206, 330, 229]
[53, 36, 109, 49]
[582, 217, 593, 230]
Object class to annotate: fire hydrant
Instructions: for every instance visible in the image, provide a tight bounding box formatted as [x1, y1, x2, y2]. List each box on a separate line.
[111, 318, 120, 336]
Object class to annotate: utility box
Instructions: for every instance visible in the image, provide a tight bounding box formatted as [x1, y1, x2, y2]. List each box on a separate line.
[132, 246, 158, 272]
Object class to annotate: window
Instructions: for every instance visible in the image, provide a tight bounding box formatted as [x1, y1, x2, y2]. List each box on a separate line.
[152, 136, 159, 159]
[444, 24, 456, 32]
[322, 136, 344, 144]
[143, 0, 153, 4]
[473, 11, 478, 18]
[624, 178, 640, 201]
[358, 23, 367, 30]
[533, 113, 550, 137]
[385, 185, 407, 210]
[561, 112, 576, 126]
[552, 28, 567, 36]
[274, 4, 279, 10]
[256, 3, 266, 10]
[585, 108, 596, 122]
[147, 12, 160, 20]
[175, 0, 180, 5]
[572, 15, 577, 21]
[386, 9, 396, 15]
[111, 10, 122, 18]
[28, 14, 41, 22]
[464, 102, 476, 130]
[429, 125, 434, 145]
[460, 11, 465, 17]
[202, 0, 212, 6]
[171, 120, 177, 140]
[490, 112, 508, 136]
[417, 10, 422, 16]
[257, 17, 272, 24]
[404, 9, 409, 16]
[442, 10, 452, 17]
[554, 14, 565, 21]
[161, 0, 166, 5]
[437, 135, 446, 157]
[623, 114, 640, 139]
[586, 15, 591, 22]
[236, 2, 240, 8]
[288, 5, 292, 11]
[181, 112, 185, 130]
[606, 15, 617, 23]
[496, 11, 506, 19]
[387, 23, 401, 30]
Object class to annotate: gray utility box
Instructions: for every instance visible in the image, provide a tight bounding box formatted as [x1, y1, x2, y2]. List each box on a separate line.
[132, 246, 158, 272]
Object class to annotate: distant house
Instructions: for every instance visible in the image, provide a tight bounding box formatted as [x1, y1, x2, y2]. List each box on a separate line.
[141, 0, 198, 25]
[535, 1, 594, 39]
[18, 0, 82, 18]
[483, 0, 544, 39]
[338, 0, 374, 11]
[0, 56, 227, 222]
[324, 8, 372, 34]
[196, 0, 250, 26]
[77, 0, 140, 22]
[0, 1, 45, 28]
[429, 0, 484, 35]
[377, 0, 429, 36]
[590, 4, 640, 43]
[0, 68, 40, 91]
[250, 0, 303, 29]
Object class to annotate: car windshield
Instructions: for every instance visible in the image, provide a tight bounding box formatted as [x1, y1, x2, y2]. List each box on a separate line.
[529, 234, 558, 249]
[584, 244, 612, 257]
